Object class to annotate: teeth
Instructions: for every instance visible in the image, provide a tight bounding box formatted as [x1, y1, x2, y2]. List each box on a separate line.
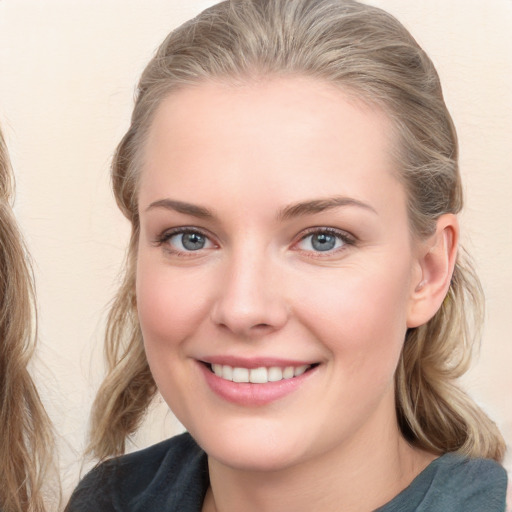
[294, 365, 308, 377]
[212, 363, 223, 377]
[249, 367, 268, 383]
[283, 366, 294, 379]
[210, 363, 312, 383]
[232, 367, 249, 383]
[268, 367, 283, 382]
[222, 365, 233, 381]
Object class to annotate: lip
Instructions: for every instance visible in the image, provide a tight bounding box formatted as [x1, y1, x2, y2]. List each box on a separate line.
[197, 358, 318, 406]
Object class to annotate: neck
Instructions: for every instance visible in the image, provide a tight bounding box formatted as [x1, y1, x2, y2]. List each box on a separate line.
[203, 410, 435, 512]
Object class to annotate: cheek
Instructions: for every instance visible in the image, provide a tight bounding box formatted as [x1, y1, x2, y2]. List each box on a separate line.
[135, 255, 211, 413]
[294, 263, 412, 370]
[136, 255, 208, 349]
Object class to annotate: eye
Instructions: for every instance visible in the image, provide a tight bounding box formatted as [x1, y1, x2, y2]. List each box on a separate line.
[157, 228, 215, 254]
[295, 228, 353, 254]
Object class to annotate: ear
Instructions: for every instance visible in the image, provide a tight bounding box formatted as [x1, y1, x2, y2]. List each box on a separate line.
[407, 214, 459, 328]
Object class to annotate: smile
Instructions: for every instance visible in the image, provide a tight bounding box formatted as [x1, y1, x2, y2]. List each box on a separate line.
[199, 359, 319, 406]
[210, 363, 311, 383]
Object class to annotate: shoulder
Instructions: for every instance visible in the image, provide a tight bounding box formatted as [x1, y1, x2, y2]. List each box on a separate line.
[432, 453, 507, 499]
[65, 432, 209, 512]
[433, 454, 507, 510]
[378, 453, 508, 512]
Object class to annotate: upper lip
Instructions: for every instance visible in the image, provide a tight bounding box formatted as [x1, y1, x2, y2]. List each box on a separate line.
[199, 355, 317, 369]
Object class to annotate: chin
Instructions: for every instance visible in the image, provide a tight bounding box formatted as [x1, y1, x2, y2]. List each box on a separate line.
[211, 446, 305, 473]
[191, 424, 311, 473]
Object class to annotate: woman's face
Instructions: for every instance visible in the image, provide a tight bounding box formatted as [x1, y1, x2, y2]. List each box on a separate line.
[136, 77, 424, 472]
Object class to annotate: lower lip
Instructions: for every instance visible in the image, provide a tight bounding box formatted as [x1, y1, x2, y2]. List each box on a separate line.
[198, 362, 317, 406]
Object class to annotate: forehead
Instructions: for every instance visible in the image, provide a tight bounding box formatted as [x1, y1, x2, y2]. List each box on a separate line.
[144, 76, 393, 153]
[139, 77, 404, 217]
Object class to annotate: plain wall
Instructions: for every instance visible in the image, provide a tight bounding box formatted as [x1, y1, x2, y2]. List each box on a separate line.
[0, 0, 510, 503]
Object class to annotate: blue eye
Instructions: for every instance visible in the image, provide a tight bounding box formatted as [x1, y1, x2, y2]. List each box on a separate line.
[297, 230, 348, 253]
[164, 230, 214, 252]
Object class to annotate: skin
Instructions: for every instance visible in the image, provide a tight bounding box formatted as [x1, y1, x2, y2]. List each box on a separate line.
[136, 77, 457, 512]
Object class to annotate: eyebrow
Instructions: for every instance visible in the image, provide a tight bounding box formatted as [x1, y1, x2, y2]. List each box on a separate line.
[277, 196, 377, 221]
[145, 195, 376, 220]
[145, 199, 213, 218]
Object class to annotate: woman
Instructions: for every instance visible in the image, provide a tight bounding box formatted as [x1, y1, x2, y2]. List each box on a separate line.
[68, 0, 508, 510]
[0, 128, 56, 511]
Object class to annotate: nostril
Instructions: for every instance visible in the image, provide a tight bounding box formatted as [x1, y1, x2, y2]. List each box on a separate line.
[215, 321, 276, 338]
[250, 323, 277, 335]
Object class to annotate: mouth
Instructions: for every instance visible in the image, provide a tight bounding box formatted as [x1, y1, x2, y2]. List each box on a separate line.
[205, 362, 318, 384]
[198, 358, 320, 405]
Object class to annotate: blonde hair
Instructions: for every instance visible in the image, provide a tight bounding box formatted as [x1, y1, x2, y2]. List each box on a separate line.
[0, 129, 57, 511]
[88, 0, 505, 462]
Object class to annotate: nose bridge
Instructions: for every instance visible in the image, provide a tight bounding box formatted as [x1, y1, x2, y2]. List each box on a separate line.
[211, 239, 288, 336]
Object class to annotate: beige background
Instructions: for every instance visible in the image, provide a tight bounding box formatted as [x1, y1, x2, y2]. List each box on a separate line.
[0, 0, 510, 502]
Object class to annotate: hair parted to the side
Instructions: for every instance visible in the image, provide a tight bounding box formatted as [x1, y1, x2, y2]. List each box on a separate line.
[0, 128, 58, 512]
[88, 0, 505, 462]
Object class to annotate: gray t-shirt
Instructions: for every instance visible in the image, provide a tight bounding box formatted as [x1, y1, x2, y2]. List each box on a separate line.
[66, 432, 507, 511]
[376, 452, 507, 511]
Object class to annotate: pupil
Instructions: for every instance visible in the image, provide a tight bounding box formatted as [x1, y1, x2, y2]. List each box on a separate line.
[182, 233, 205, 250]
[312, 233, 335, 251]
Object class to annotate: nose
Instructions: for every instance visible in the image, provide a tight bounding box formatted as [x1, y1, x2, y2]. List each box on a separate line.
[210, 247, 289, 338]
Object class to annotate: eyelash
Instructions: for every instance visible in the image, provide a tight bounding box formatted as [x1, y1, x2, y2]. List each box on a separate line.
[154, 226, 356, 257]
[293, 227, 356, 257]
[154, 227, 216, 257]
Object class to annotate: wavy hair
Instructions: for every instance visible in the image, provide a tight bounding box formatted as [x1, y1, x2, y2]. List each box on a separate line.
[88, 0, 505, 462]
[0, 129, 57, 512]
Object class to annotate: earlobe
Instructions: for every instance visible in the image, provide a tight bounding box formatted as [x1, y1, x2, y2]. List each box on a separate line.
[407, 214, 459, 328]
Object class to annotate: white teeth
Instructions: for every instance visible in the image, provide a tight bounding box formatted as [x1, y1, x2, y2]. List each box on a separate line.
[249, 367, 268, 383]
[210, 363, 312, 383]
[294, 365, 308, 377]
[212, 363, 223, 377]
[232, 367, 249, 383]
[268, 367, 283, 382]
[222, 365, 233, 381]
[283, 366, 294, 379]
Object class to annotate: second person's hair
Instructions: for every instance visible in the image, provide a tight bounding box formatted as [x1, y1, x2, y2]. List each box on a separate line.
[0, 128, 57, 512]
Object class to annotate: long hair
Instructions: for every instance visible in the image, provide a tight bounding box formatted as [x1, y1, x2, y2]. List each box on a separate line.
[88, 0, 505, 462]
[0, 129, 56, 512]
